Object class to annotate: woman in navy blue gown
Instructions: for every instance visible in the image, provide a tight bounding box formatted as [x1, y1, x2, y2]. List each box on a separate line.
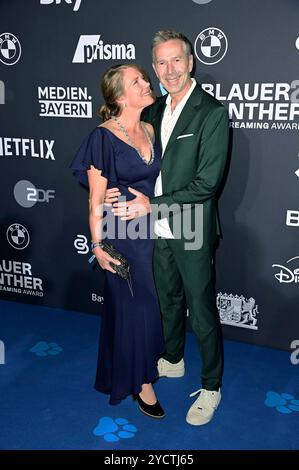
[71, 64, 165, 418]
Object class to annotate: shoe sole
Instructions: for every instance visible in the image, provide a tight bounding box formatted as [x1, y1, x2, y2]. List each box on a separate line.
[138, 406, 165, 419]
[158, 370, 185, 378]
[186, 415, 212, 426]
[186, 401, 221, 426]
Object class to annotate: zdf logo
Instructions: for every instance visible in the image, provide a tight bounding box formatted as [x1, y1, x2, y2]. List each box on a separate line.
[14, 180, 55, 207]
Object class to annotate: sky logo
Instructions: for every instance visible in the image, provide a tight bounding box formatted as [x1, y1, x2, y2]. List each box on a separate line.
[40, 0, 82, 12]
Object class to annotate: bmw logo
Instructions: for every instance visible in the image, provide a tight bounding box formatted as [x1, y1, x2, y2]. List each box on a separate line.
[194, 27, 228, 65]
[0, 32, 22, 66]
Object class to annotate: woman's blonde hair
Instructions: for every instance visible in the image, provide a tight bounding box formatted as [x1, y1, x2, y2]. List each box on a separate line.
[98, 64, 151, 122]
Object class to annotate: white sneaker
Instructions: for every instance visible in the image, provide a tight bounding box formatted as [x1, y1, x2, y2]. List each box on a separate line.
[186, 388, 221, 426]
[157, 358, 185, 378]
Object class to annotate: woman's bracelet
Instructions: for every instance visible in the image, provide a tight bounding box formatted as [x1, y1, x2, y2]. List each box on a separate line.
[91, 241, 105, 250]
[88, 241, 105, 264]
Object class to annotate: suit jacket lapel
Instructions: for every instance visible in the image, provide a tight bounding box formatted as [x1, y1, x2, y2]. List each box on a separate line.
[151, 95, 167, 149]
[163, 84, 203, 154]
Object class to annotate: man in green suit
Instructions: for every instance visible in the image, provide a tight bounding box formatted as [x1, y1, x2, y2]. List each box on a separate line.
[111, 30, 229, 426]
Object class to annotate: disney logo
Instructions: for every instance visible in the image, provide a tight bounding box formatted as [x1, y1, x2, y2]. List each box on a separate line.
[272, 256, 299, 283]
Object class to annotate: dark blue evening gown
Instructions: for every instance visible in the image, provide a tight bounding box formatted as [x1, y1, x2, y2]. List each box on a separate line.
[71, 126, 164, 405]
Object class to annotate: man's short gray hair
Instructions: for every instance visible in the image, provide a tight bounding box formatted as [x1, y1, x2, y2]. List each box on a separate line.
[152, 30, 192, 62]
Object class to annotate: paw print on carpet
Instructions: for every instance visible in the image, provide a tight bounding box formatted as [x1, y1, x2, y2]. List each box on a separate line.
[264, 391, 299, 414]
[29, 341, 63, 356]
[93, 417, 137, 442]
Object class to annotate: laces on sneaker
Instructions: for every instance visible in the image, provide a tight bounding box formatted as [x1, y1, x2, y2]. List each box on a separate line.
[189, 388, 203, 398]
[189, 388, 219, 410]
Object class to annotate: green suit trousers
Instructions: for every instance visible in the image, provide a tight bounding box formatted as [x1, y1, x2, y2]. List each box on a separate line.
[153, 238, 223, 390]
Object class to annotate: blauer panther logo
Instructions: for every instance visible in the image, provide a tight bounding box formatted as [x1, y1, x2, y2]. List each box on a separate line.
[93, 417, 137, 442]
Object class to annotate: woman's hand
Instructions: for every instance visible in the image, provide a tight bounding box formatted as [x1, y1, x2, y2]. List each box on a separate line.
[104, 187, 121, 206]
[112, 187, 151, 220]
[94, 247, 121, 274]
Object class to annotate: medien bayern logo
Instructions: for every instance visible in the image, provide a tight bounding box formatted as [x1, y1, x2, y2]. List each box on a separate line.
[38, 86, 92, 118]
[0, 33, 21, 66]
[40, 0, 82, 11]
[194, 28, 228, 65]
[72, 35, 136, 63]
[192, 0, 212, 4]
[7, 224, 30, 250]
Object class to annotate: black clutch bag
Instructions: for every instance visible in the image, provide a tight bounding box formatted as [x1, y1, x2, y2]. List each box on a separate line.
[88, 241, 133, 296]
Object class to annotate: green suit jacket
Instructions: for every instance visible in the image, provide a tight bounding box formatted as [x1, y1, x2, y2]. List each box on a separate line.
[143, 83, 229, 249]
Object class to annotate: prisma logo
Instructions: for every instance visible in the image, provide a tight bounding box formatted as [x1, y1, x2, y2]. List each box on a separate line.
[40, 0, 82, 11]
[14, 180, 55, 208]
[73, 35, 135, 63]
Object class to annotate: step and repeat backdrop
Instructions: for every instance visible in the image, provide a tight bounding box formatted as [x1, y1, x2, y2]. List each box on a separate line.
[0, 0, 298, 350]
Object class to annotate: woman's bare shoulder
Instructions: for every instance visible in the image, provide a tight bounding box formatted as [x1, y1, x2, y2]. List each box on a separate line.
[98, 119, 114, 131]
[142, 122, 155, 142]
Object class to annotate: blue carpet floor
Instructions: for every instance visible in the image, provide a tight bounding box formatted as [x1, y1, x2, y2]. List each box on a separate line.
[0, 300, 298, 450]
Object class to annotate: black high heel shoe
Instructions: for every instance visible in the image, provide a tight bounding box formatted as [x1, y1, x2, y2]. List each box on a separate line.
[135, 394, 165, 419]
